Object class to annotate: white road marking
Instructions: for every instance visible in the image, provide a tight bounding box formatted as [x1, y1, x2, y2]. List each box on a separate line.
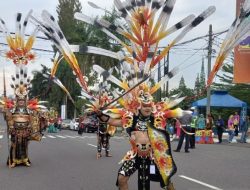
[179, 175, 223, 190]
[64, 135, 77, 138]
[113, 136, 125, 139]
[78, 136, 87, 139]
[78, 136, 96, 139]
[47, 135, 56, 138]
[0, 135, 3, 139]
[87, 143, 106, 150]
[56, 135, 67, 139]
[87, 143, 97, 148]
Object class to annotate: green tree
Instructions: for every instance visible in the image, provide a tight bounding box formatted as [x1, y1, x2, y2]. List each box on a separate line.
[179, 76, 186, 89]
[200, 57, 206, 91]
[194, 73, 200, 95]
[57, 0, 82, 40]
[169, 76, 194, 108]
[29, 64, 51, 99]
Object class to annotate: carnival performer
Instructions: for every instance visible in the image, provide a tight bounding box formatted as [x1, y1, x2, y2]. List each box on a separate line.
[97, 87, 193, 190]
[97, 117, 113, 158]
[32, 1, 215, 189]
[86, 86, 111, 158]
[47, 108, 58, 133]
[85, 87, 116, 159]
[0, 11, 47, 167]
[2, 71, 46, 168]
[5, 89, 32, 167]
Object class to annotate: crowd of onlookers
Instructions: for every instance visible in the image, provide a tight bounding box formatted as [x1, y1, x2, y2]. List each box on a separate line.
[166, 110, 250, 147]
[212, 111, 249, 143]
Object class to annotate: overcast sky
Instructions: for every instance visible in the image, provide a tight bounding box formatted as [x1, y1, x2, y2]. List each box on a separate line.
[0, 0, 236, 96]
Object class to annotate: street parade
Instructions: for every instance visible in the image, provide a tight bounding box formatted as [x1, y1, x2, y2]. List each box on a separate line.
[0, 0, 250, 190]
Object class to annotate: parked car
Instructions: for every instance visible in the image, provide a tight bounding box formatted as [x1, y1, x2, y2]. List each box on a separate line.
[81, 114, 98, 133]
[61, 119, 71, 130]
[70, 118, 79, 131]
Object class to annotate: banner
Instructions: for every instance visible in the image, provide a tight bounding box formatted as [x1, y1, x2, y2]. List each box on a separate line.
[234, 0, 250, 83]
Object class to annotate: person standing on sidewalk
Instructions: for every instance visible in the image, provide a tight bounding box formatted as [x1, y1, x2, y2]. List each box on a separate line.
[215, 115, 225, 143]
[228, 115, 235, 143]
[240, 116, 249, 143]
[197, 114, 206, 130]
[174, 106, 193, 153]
[233, 111, 240, 136]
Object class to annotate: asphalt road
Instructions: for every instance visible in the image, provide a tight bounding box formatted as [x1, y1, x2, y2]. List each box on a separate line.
[0, 113, 250, 190]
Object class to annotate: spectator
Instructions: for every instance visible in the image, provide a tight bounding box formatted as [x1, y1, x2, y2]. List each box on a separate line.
[175, 119, 181, 138]
[197, 114, 206, 130]
[240, 116, 249, 143]
[215, 115, 225, 143]
[228, 115, 235, 143]
[166, 118, 175, 138]
[206, 113, 214, 130]
[233, 111, 240, 136]
[57, 117, 62, 131]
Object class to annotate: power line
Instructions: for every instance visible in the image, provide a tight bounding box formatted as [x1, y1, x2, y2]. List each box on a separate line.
[0, 31, 49, 40]
[174, 29, 228, 47]
[0, 42, 54, 53]
[0, 28, 229, 54]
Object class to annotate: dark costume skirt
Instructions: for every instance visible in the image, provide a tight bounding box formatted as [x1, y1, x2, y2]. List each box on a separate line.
[97, 132, 110, 154]
[116, 156, 165, 190]
[7, 134, 30, 166]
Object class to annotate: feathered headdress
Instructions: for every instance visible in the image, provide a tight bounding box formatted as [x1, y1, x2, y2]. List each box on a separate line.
[74, 0, 215, 115]
[0, 11, 35, 100]
[30, 10, 89, 93]
[0, 10, 37, 65]
[0, 10, 46, 111]
[79, 67, 118, 113]
[73, 1, 215, 186]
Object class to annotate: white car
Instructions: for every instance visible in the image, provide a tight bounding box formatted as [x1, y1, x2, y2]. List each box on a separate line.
[70, 118, 79, 131]
[61, 119, 71, 130]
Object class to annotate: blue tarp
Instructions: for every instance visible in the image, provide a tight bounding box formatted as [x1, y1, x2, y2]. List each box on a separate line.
[192, 90, 247, 108]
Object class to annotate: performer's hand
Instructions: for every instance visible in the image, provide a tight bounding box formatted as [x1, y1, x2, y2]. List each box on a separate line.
[183, 110, 192, 115]
[96, 111, 110, 123]
[95, 110, 103, 117]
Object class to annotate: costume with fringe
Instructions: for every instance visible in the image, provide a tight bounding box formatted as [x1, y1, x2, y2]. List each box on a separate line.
[0, 11, 47, 167]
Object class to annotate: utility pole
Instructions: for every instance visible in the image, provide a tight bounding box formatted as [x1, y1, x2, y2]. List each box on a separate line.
[164, 52, 170, 97]
[158, 50, 161, 101]
[65, 95, 68, 119]
[206, 24, 212, 115]
[3, 68, 6, 98]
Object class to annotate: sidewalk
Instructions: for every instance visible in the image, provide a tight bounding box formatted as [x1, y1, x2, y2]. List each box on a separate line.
[213, 132, 250, 147]
[172, 132, 250, 148]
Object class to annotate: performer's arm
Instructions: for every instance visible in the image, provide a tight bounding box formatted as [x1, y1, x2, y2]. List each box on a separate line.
[108, 118, 123, 127]
[164, 108, 192, 119]
[98, 114, 122, 127]
[98, 113, 123, 127]
[5, 111, 14, 132]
